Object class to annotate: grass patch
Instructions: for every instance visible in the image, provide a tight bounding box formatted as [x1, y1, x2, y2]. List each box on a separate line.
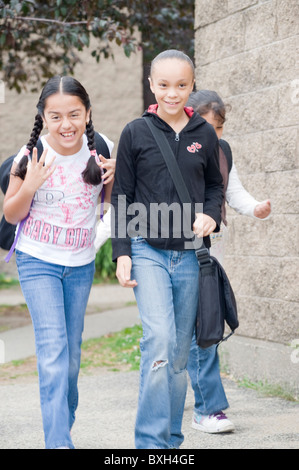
[0, 274, 19, 289]
[219, 350, 298, 402]
[237, 376, 298, 402]
[0, 324, 143, 383]
[80, 324, 142, 373]
[0, 356, 38, 383]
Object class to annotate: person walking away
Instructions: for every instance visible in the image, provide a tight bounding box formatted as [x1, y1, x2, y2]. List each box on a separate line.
[187, 90, 271, 434]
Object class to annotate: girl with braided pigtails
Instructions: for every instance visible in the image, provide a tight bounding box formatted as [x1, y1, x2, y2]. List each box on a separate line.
[3, 76, 115, 449]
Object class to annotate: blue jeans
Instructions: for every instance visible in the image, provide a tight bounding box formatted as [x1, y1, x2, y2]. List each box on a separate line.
[187, 332, 229, 415]
[16, 250, 95, 449]
[131, 237, 199, 449]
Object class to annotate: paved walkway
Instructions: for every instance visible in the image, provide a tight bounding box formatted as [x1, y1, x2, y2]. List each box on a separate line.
[0, 284, 298, 450]
[0, 284, 140, 363]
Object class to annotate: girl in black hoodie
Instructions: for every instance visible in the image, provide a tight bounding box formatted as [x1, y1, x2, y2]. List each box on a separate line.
[111, 50, 223, 449]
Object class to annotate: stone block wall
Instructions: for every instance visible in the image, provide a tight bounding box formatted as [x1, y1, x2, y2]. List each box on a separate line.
[195, 0, 299, 394]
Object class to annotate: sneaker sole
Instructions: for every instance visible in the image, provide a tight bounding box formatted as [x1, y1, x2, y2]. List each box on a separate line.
[191, 421, 235, 434]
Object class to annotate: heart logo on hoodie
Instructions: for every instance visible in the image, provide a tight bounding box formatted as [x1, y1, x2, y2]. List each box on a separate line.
[187, 142, 202, 153]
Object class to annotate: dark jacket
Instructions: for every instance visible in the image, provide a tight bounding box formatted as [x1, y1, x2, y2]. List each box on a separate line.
[111, 107, 223, 260]
[218, 138, 233, 225]
[219, 139, 232, 173]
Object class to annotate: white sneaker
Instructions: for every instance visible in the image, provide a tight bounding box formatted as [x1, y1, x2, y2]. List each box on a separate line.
[192, 411, 235, 433]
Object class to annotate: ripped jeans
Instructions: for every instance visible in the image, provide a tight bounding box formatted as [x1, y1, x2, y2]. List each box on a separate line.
[131, 237, 199, 449]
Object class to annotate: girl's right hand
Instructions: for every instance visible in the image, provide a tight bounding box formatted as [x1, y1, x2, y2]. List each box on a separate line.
[23, 147, 56, 193]
[116, 255, 138, 288]
[193, 213, 217, 238]
[3, 148, 57, 225]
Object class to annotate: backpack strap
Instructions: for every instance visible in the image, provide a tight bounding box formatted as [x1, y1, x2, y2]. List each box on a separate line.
[0, 139, 44, 195]
[0, 155, 16, 194]
[219, 139, 232, 173]
[94, 132, 110, 160]
[35, 138, 44, 160]
[93, 133, 110, 221]
[4, 212, 31, 262]
[3, 140, 44, 262]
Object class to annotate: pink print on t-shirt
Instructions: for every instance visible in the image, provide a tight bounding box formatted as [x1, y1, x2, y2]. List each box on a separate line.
[22, 216, 93, 249]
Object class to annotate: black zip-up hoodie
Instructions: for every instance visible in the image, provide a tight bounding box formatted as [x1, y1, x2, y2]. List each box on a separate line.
[111, 106, 223, 260]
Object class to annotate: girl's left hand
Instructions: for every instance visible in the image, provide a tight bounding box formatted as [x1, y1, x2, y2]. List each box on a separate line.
[97, 155, 116, 184]
[193, 213, 217, 238]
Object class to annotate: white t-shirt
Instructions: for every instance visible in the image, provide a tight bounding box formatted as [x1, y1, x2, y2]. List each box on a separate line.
[14, 133, 114, 267]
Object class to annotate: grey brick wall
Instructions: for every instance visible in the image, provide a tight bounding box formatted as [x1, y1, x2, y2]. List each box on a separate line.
[195, 0, 298, 392]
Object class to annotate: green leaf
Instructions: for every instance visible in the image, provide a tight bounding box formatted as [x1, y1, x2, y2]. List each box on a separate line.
[0, 34, 6, 47]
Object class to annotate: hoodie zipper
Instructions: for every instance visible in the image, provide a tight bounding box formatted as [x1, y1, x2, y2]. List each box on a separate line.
[175, 133, 180, 142]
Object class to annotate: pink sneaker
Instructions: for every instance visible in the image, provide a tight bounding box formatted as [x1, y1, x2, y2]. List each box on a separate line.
[192, 411, 235, 433]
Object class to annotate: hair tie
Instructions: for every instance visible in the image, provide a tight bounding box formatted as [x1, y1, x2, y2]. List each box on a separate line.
[90, 149, 101, 165]
[24, 148, 30, 157]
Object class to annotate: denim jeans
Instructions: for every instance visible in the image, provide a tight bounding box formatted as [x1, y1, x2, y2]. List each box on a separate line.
[131, 237, 199, 449]
[187, 332, 229, 415]
[16, 250, 95, 449]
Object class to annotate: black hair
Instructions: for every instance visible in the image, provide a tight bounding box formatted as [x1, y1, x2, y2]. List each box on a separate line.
[150, 49, 195, 80]
[14, 76, 101, 185]
[187, 90, 231, 123]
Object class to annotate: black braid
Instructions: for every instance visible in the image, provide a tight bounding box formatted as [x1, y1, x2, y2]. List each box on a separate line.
[81, 118, 102, 185]
[85, 119, 96, 151]
[14, 114, 44, 180]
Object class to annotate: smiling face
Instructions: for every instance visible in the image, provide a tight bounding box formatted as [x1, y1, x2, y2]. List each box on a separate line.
[42, 93, 91, 155]
[149, 58, 195, 124]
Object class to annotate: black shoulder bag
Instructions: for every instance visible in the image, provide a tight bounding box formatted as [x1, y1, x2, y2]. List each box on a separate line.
[144, 117, 238, 348]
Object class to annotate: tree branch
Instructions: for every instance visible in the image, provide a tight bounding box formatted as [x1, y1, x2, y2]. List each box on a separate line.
[12, 16, 91, 26]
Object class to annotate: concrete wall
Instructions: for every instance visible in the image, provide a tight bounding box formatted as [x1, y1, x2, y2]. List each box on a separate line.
[0, 41, 143, 275]
[195, 0, 299, 396]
